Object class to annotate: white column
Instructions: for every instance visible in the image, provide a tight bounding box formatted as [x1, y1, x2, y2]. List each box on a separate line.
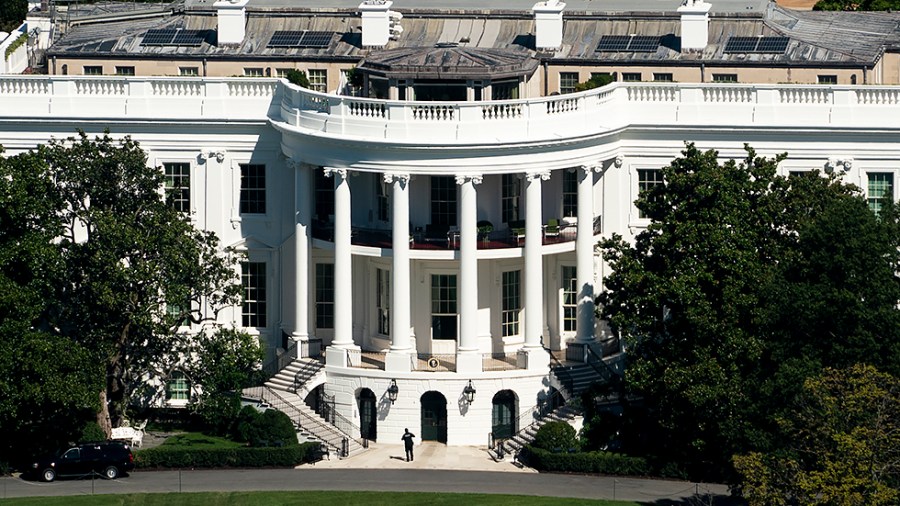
[325, 167, 354, 348]
[290, 160, 311, 351]
[386, 173, 412, 373]
[456, 175, 483, 374]
[576, 165, 600, 343]
[523, 171, 549, 349]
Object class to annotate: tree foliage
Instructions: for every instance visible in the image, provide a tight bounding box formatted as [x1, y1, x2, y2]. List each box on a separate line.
[735, 364, 900, 505]
[0, 132, 254, 466]
[813, 0, 900, 11]
[0, 0, 27, 33]
[598, 143, 900, 479]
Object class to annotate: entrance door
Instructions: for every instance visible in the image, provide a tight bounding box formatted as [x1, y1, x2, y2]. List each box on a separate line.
[359, 388, 377, 441]
[492, 390, 517, 439]
[420, 391, 448, 443]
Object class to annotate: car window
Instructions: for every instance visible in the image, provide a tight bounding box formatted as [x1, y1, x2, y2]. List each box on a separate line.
[62, 448, 80, 460]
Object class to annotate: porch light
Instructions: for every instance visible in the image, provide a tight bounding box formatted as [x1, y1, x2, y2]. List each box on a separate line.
[463, 380, 476, 404]
[387, 379, 399, 404]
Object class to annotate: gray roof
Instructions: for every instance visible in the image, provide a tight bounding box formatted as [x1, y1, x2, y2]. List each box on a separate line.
[48, 4, 900, 67]
[359, 46, 539, 79]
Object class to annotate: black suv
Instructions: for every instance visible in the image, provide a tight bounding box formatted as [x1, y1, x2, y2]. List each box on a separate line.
[30, 441, 135, 482]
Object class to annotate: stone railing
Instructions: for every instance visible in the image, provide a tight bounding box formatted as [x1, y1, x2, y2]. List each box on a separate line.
[0, 76, 280, 121]
[277, 81, 900, 143]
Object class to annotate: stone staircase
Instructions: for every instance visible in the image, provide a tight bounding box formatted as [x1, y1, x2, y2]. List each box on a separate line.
[263, 357, 325, 399]
[489, 403, 581, 460]
[243, 384, 367, 458]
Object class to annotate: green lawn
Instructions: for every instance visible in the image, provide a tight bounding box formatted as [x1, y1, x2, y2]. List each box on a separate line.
[2, 492, 636, 505]
[156, 432, 244, 449]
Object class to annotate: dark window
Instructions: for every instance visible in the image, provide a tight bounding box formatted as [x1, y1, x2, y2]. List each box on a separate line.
[817, 75, 838, 85]
[638, 169, 664, 219]
[377, 178, 389, 222]
[240, 164, 266, 214]
[431, 176, 457, 227]
[316, 263, 334, 329]
[563, 170, 577, 218]
[83, 66, 102, 75]
[622, 72, 641, 82]
[712, 74, 738, 83]
[653, 73, 673, 82]
[115, 66, 135, 76]
[315, 169, 334, 221]
[431, 274, 457, 340]
[163, 162, 190, 213]
[501, 174, 520, 224]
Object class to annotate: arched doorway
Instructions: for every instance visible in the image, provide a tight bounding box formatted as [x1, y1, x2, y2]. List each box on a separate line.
[358, 388, 377, 441]
[420, 391, 447, 443]
[492, 390, 517, 439]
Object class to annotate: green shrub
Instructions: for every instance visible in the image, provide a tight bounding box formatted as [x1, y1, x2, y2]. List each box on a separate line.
[134, 442, 318, 469]
[232, 407, 297, 447]
[284, 69, 309, 88]
[524, 446, 650, 475]
[574, 73, 616, 92]
[532, 421, 578, 452]
[79, 422, 107, 443]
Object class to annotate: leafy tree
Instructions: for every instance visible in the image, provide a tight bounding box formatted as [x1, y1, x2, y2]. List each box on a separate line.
[284, 69, 310, 88]
[598, 143, 900, 477]
[0, 0, 27, 33]
[575, 73, 616, 92]
[814, 0, 900, 10]
[735, 364, 900, 506]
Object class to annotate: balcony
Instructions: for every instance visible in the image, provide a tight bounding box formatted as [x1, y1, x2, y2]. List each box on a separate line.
[344, 350, 522, 372]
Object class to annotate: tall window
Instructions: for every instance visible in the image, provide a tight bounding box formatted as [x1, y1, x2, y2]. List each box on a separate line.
[377, 179, 390, 222]
[867, 173, 894, 214]
[164, 162, 190, 213]
[501, 270, 521, 337]
[167, 371, 190, 401]
[431, 176, 457, 226]
[637, 169, 664, 219]
[308, 69, 327, 92]
[559, 72, 579, 94]
[377, 268, 390, 335]
[501, 174, 520, 224]
[561, 266, 577, 332]
[242, 261, 266, 328]
[316, 264, 334, 329]
[431, 274, 457, 340]
[563, 170, 578, 218]
[315, 169, 335, 221]
[240, 164, 266, 214]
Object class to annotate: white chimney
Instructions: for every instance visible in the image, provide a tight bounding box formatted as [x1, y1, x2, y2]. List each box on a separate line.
[532, 0, 565, 50]
[359, 0, 393, 47]
[215, 0, 250, 46]
[678, 0, 711, 51]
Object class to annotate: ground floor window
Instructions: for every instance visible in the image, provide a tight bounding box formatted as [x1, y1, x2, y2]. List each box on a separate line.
[431, 274, 457, 340]
[562, 266, 577, 332]
[241, 261, 266, 328]
[316, 263, 334, 329]
[167, 371, 190, 401]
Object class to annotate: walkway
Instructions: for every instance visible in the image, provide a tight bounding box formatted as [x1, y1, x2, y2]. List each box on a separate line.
[308, 441, 532, 473]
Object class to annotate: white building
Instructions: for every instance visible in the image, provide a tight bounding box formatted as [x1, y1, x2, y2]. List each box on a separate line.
[2, 1, 900, 453]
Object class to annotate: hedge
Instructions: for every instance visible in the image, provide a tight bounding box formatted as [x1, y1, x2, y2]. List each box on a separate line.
[523, 446, 650, 476]
[135, 441, 319, 469]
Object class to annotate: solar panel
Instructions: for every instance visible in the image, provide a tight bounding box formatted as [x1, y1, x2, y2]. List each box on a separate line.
[756, 36, 789, 53]
[172, 30, 208, 46]
[627, 36, 660, 52]
[142, 29, 176, 46]
[297, 31, 334, 48]
[724, 36, 758, 53]
[596, 35, 630, 52]
[268, 31, 303, 47]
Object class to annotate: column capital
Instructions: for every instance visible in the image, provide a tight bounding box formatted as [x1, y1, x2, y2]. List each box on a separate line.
[198, 149, 226, 163]
[455, 174, 483, 185]
[383, 172, 410, 184]
[323, 167, 348, 179]
[579, 163, 603, 175]
[526, 170, 551, 181]
[285, 158, 301, 170]
[824, 157, 852, 173]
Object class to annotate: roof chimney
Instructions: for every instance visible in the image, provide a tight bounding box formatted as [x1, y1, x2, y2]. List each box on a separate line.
[215, 0, 249, 46]
[678, 0, 711, 51]
[532, 0, 565, 50]
[359, 0, 393, 47]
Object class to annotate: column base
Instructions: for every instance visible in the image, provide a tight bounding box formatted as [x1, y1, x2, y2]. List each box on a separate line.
[565, 341, 589, 363]
[289, 333, 308, 359]
[517, 347, 549, 370]
[385, 350, 412, 373]
[456, 351, 483, 374]
[325, 345, 359, 367]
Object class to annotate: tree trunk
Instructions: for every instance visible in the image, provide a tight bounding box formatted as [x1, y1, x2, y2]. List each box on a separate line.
[97, 389, 112, 438]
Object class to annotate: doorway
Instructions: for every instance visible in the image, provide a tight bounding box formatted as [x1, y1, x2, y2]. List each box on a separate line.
[420, 391, 448, 443]
[492, 390, 517, 439]
[358, 388, 377, 441]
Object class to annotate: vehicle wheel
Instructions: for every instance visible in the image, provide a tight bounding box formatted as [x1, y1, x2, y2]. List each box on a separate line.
[102, 466, 119, 480]
[42, 468, 56, 482]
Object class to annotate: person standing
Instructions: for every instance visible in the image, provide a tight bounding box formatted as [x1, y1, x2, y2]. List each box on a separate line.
[401, 428, 416, 462]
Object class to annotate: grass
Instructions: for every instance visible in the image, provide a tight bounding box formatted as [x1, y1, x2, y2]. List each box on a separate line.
[157, 432, 244, 449]
[0, 492, 637, 505]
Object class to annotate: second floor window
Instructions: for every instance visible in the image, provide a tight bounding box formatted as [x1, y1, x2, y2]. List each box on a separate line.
[315, 169, 335, 221]
[244, 68, 264, 77]
[653, 73, 673, 82]
[622, 72, 641, 82]
[83, 66, 102, 75]
[818, 75, 838, 85]
[377, 268, 390, 335]
[163, 162, 190, 213]
[502, 270, 521, 337]
[431, 176, 457, 226]
[712, 74, 738, 83]
[179, 67, 199, 76]
[563, 170, 577, 218]
[638, 169, 664, 219]
[240, 164, 266, 214]
[561, 266, 577, 332]
[377, 179, 389, 222]
[502, 174, 520, 223]
[867, 173, 894, 215]
[115, 66, 135, 76]
[316, 263, 334, 329]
